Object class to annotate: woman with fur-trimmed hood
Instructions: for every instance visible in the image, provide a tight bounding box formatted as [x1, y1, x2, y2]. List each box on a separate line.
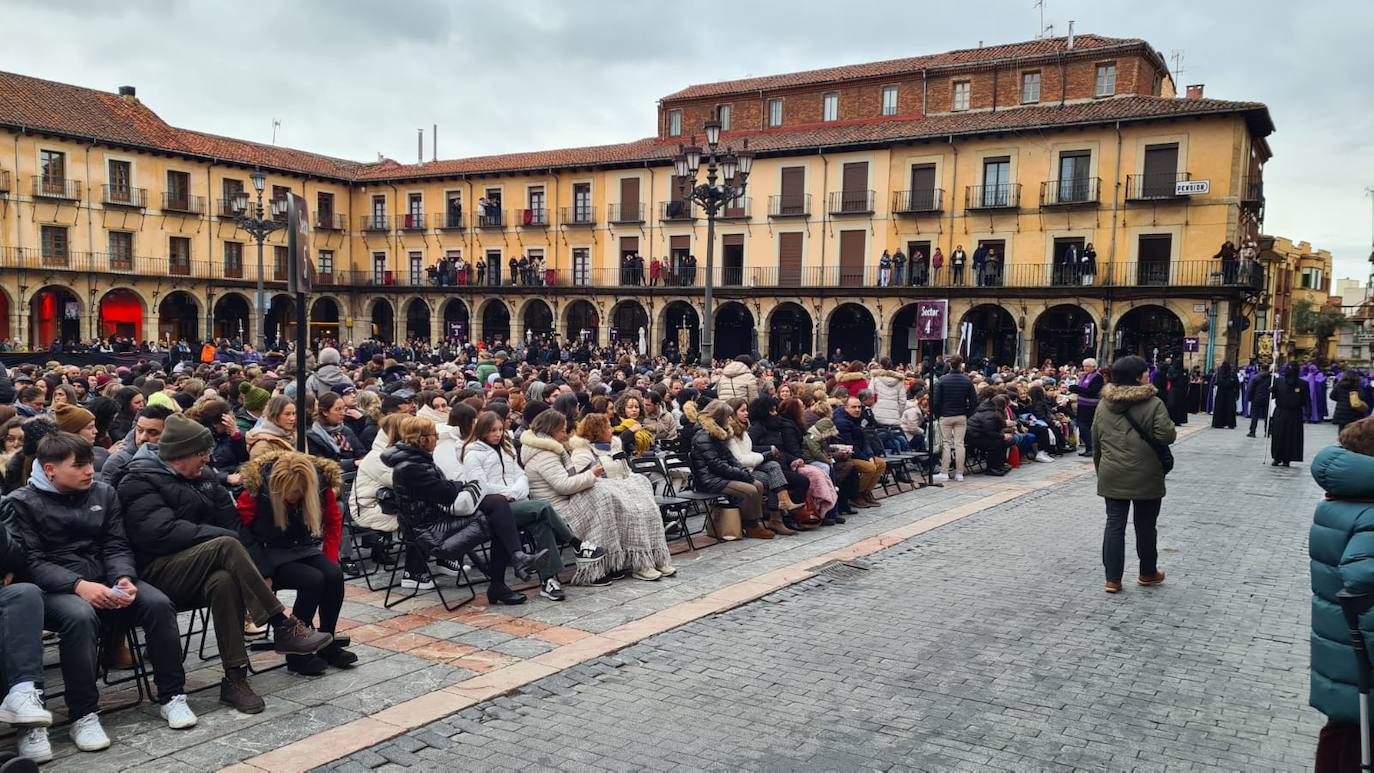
[835, 361, 869, 398]
[235, 450, 357, 674]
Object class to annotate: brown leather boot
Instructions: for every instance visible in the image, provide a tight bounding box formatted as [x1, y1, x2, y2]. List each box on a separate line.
[776, 489, 801, 513]
[743, 522, 775, 539]
[766, 512, 796, 536]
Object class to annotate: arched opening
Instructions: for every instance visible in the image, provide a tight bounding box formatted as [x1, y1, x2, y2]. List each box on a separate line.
[481, 300, 511, 345]
[610, 300, 648, 350]
[768, 302, 813, 362]
[523, 300, 554, 341]
[1114, 304, 1185, 362]
[310, 297, 341, 347]
[29, 286, 80, 348]
[99, 289, 144, 342]
[211, 293, 249, 343]
[404, 299, 431, 343]
[827, 303, 876, 363]
[1034, 304, 1095, 367]
[157, 291, 200, 344]
[713, 301, 754, 360]
[442, 299, 469, 343]
[958, 304, 1018, 368]
[0, 290, 10, 342]
[264, 294, 296, 349]
[566, 300, 598, 344]
[661, 301, 699, 357]
[888, 303, 945, 367]
[369, 298, 394, 344]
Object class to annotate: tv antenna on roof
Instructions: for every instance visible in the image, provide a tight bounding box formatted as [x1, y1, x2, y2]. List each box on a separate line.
[1034, 0, 1054, 38]
[1169, 50, 1186, 88]
[271, 119, 281, 145]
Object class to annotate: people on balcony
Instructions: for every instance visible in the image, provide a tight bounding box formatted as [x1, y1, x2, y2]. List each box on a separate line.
[891, 248, 906, 286]
[1215, 240, 1239, 284]
[910, 247, 928, 287]
[878, 250, 892, 287]
[950, 244, 967, 286]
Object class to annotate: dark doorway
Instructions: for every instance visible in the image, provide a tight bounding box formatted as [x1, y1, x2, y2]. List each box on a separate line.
[213, 293, 249, 342]
[768, 303, 813, 361]
[369, 299, 394, 343]
[959, 304, 1017, 367]
[1051, 237, 1086, 286]
[158, 291, 200, 344]
[714, 302, 754, 359]
[523, 300, 554, 339]
[1114, 304, 1184, 362]
[828, 303, 876, 362]
[30, 287, 81, 346]
[1034, 304, 1095, 366]
[482, 301, 510, 345]
[1137, 234, 1172, 286]
[721, 235, 744, 286]
[663, 301, 699, 356]
[976, 239, 1006, 287]
[309, 297, 340, 346]
[405, 299, 430, 342]
[906, 239, 932, 287]
[611, 301, 648, 349]
[566, 300, 598, 343]
[443, 300, 469, 342]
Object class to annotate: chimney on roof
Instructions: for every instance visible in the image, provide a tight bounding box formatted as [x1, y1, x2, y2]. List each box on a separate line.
[1067, 21, 1075, 49]
[433, 124, 437, 162]
[1186, 84, 1205, 99]
[117, 85, 136, 102]
[417, 128, 424, 163]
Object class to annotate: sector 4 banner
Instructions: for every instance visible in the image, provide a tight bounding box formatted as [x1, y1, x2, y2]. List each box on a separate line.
[916, 300, 947, 341]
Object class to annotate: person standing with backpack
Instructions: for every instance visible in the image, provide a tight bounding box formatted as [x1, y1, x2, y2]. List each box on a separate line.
[1092, 355, 1176, 594]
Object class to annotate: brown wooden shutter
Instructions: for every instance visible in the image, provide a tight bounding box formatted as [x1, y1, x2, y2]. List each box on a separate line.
[1141, 144, 1179, 196]
[669, 235, 689, 251]
[838, 230, 866, 287]
[778, 232, 803, 287]
[841, 162, 868, 211]
[722, 234, 744, 247]
[780, 166, 805, 214]
[619, 177, 640, 220]
[620, 236, 639, 255]
[909, 164, 936, 209]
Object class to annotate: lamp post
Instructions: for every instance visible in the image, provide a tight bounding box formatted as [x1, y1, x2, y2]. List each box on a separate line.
[674, 121, 753, 365]
[234, 168, 284, 351]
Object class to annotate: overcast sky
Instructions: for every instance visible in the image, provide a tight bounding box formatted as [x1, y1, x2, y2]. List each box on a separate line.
[4, 0, 1371, 282]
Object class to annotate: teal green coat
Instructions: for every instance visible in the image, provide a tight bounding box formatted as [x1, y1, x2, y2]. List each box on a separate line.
[1309, 445, 1374, 722]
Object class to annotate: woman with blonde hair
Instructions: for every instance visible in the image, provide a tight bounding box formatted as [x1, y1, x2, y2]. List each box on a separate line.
[247, 395, 297, 459]
[521, 410, 673, 582]
[236, 450, 356, 674]
[611, 393, 654, 458]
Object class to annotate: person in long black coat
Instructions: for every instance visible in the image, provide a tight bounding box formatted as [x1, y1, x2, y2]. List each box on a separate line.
[1247, 367, 1273, 438]
[1211, 362, 1240, 429]
[1166, 359, 1189, 425]
[1270, 364, 1306, 466]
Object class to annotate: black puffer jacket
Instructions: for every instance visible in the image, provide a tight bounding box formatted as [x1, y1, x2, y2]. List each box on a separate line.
[115, 444, 240, 567]
[747, 416, 797, 466]
[932, 372, 977, 419]
[776, 417, 807, 463]
[689, 415, 753, 493]
[3, 476, 137, 592]
[966, 400, 1008, 446]
[381, 442, 487, 557]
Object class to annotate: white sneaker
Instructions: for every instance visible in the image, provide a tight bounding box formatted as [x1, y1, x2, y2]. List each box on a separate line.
[656, 564, 677, 577]
[70, 712, 111, 752]
[932, 472, 950, 483]
[17, 727, 51, 763]
[631, 567, 662, 582]
[1034, 451, 1053, 463]
[955, 473, 965, 482]
[0, 686, 51, 727]
[160, 694, 198, 729]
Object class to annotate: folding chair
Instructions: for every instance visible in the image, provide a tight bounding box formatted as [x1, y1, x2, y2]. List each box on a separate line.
[661, 451, 725, 546]
[864, 428, 915, 495]
[630, 456, 696, 551]
[384, 492, 479, 612]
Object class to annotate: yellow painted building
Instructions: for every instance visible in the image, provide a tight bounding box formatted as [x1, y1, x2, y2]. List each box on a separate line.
[1258, 236, 1336, 361]
[0, 33, 1274, 366]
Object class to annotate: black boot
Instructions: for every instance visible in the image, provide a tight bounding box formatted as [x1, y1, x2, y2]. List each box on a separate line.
[510, 550, 550, 582]
[486, 584, 526, 605]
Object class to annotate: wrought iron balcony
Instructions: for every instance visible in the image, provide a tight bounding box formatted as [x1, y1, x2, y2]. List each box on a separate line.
[434, 211, 466, 230]
[397, 212, 426, 231]
[476, 211, 505, 229]
[1039, 177, 1100, 207]
[965, 183, 1021, 210]
[315, 212, 345, 230]
[659, 200, 696, 221]
[827, 190, 875, 215]
[218, 198, 246, 219]
[31, 176, 81, 201]
[718, 196, 751, 220]
[102, 185, 147, 208]
[608, 203, 645, 224]
[768, 194, 811, 218]
[1126, 172, 1191, 201]
[1242, 176, 1264, 208]
[360, 214, 390, 231]
[560, 206, 595, 227]
[892, 189, 943, 214]
[162, 192, 205, 215]
[517, 208, 548, 227]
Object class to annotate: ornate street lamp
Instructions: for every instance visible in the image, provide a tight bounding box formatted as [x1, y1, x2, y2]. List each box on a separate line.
[235, 168, 285, 350]
[674, 121, 753, 364]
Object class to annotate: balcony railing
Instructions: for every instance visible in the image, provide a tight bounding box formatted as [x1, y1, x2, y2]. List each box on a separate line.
[718, 196, 751, 220]
[218, 198, 246, 219]
[0, 170, 9, 192]
[1242, 176, 1264, 206]
[476, 211, 506, 228]
[360, 215, 390, 231]
[315, 212, 345, 230]
[31, 176, 81, 201]
[892, 189, 943, 214]
[1126, 172, 1191, 201]
[162, 193, 205, 215]
[435, 210, 466, 230]
[965, 183, 1021, 210]
[660, 200, 696, 221]
[169, 256, 192, 276]
[517, 208, 549, 227]
[102, 185, 147, 208]
[828, 190, 875, 215]
[1039, 177, 1100, 207]
[608, 203, 645, 224]
[397, 212, 426, 231]
[768, 194, 811, 218]
[560, 206, 596, 227]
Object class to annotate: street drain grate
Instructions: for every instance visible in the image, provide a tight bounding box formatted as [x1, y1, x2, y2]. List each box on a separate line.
[812, 559, 874, 581]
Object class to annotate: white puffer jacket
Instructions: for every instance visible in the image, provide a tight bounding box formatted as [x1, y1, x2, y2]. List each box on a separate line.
[568, 435, 631, 479]
[725, 421, 764, 469]
[716, 360, 759, 403]
[459, 439, 530, 500]
[518, 431, 597, 510]
[351, 429, 396, 532]
[870, 369, 906, 426]
[431, 422, 466, 482]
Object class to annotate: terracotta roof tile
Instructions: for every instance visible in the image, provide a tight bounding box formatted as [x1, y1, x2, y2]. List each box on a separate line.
[172, 128, 371, 179]
[353, 138, 674, 181]
[661, 35, 1142, 102]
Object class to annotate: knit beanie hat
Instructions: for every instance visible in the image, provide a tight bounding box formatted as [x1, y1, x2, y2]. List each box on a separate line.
[243, 387, 271, 412]
[318, 347, 341, 365]
[53, 403, 95, 435]
[158, 413, 214, 461]
[147, 391, 178, 411]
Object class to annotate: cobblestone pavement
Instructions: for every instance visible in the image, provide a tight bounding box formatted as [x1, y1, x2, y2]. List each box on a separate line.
[324, 424, 1329, 773]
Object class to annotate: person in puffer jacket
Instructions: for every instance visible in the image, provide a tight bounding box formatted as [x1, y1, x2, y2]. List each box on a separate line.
[1309, 418, 1374, 768]
[869, 359, 906, 428]
[715, 356, 759, 403]
[305, 347, 350, 399]
[382, 416, 545, 605]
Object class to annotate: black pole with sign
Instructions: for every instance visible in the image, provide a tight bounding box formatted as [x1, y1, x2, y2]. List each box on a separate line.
[286, 193, 314, 451]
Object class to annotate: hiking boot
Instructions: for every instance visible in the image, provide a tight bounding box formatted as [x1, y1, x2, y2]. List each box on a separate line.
[656, 564, 677, 577]
[219, 672, 266, 714]
[744, 523, 775, 540]
[1104, 581, 1122, 594]
[319, 642, 359, 669]
[766, 513, 796, 536]
[1137, 571, 1166, 586]
[272, 617, 333, 656]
